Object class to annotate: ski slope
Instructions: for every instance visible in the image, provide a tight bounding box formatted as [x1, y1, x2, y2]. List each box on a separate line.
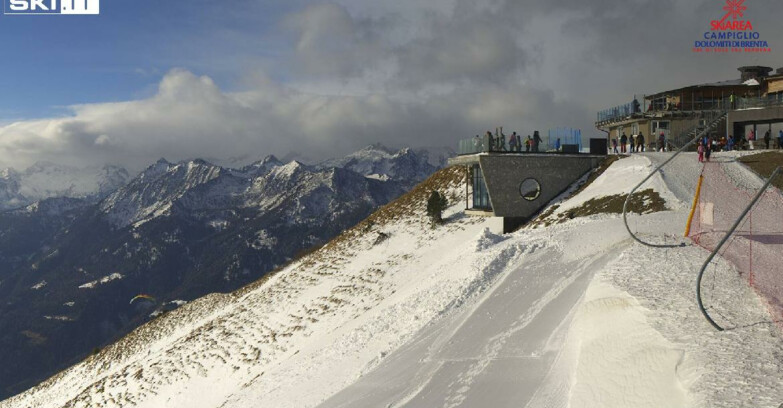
[3, 153, 782, 408]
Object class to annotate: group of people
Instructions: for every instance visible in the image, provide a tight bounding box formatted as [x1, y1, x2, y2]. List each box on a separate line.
[611, 131, 667, 154]
[694, 128, 783, 163]
[474, 130, 544, 153]
[713, 129, 783, 153]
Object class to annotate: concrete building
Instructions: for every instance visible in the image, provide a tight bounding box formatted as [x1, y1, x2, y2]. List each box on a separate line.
[597, 65, 783, 149]
[448, 148, 604, 233]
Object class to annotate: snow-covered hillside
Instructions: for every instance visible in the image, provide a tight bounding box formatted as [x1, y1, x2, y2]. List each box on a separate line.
[0, 162, 129, 211]
[3, 153, 782, 408]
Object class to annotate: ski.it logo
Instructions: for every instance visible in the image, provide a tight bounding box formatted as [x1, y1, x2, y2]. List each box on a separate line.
[4, 0, 99, 15]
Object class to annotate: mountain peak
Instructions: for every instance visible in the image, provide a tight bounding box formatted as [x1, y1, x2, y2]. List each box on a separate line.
[363, 143, 395, 154]
[240, 155, 283, 176]
[1, 167, 18, 178]
[261, 154, 281, 164]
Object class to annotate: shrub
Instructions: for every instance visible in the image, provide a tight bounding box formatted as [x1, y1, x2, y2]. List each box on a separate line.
[426, 190, 448, 225]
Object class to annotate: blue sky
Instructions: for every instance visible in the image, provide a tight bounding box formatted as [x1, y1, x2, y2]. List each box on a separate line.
[0, 0, 781, 170]
[0, 0, 297, 119]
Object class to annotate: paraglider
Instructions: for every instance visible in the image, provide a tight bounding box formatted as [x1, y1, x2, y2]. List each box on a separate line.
[129, 294, 156, 305]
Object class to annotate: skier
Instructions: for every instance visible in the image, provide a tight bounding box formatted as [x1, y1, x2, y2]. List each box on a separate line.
[555, 138, 561, 152]
[748, 128, 755, 150]
[509, 132, 518, 151]
[658, 131, 666, 152]
[727, 134, 734, 151]
[778, 129, 783, 150]
[629, 134, 635, 153]
[764, 130, 771, 149]
[697, 140, 704, 163]
[705, 137, 712, 162]
[525, 136, 532, 152]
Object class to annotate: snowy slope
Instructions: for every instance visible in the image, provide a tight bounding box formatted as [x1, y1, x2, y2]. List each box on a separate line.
[3, 152, 782, 408]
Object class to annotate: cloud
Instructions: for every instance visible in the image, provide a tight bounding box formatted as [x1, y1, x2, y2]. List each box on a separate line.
[1, 0, 781, 172]
[0, 67, 584, 172]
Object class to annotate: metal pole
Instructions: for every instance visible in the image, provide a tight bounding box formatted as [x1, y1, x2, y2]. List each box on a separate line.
[465, 165, 469, 210]
[696, 166, 782, 331]
[623, 111, 728, 247]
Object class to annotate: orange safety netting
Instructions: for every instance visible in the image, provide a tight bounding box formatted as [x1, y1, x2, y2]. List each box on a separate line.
[688, 161, 783, 328]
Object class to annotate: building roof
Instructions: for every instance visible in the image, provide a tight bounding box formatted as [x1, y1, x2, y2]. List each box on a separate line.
[646, 78, 759, 99]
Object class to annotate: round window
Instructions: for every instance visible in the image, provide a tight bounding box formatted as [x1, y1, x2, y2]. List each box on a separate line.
[519, 178, 541, 201]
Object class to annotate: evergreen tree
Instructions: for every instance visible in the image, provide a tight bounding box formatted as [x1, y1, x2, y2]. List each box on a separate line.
[426, 190, 448, 225]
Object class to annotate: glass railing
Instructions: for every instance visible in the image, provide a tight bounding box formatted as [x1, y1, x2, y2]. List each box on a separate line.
[597, 103, 636, 123]
[736, 94, 783, 109]
[599, 93, 783, 124]
[458, 131, 583, 155]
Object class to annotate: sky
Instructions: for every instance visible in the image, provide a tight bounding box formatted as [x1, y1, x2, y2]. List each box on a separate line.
[0, 0, 781, 171]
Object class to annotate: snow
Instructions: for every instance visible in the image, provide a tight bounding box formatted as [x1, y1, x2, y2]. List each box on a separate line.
[78, 273, 124, 289]
[44, 316, 73, 322]
[3, 151, 782, 408]
[0, 161, 129, 211]
[30, 280, 47, 290]
[249, 230, 276, 250]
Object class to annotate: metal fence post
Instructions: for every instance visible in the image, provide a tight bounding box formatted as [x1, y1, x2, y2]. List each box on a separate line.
[696, 166, 782, 331]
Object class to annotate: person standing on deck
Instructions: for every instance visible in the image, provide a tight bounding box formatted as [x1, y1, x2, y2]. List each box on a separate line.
[533, 131, 543, 153]
[620, 132, 628, 154]
[486, 131, 494, 151]
[637, 132, 645, 152]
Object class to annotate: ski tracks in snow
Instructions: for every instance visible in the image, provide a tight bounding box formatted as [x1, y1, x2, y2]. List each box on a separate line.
[318, 229, 630, 408]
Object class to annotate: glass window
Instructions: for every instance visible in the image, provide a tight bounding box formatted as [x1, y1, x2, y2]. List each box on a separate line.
[471, 164, 491, 210]
[519, 178, 541, 201]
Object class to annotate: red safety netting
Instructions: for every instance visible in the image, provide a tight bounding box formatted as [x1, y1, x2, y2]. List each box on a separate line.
[689, 161, 783, 328]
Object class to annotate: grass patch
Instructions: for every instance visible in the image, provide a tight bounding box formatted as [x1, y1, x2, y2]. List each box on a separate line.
[528, 155, 620, 229]
[533, 189, 668, 227]
[737, 151, 783, 190]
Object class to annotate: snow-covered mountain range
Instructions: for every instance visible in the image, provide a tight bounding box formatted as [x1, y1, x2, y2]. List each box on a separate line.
[316, 144, 452, 183]
[2, 152, 781, 408]
[0, 145, 452, 399]
[0, 162, 129, 211]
